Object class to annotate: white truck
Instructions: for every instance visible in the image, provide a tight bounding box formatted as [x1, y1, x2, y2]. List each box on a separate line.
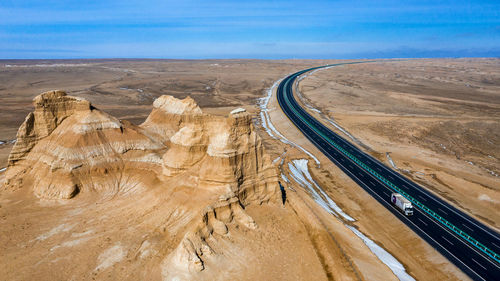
[391, 193, 414, 216]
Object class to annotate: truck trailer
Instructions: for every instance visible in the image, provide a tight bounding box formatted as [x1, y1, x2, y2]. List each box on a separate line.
[391, 193, 414, 216]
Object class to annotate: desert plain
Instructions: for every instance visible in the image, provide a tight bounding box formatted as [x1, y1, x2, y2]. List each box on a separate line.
[0, 58, 498, 280]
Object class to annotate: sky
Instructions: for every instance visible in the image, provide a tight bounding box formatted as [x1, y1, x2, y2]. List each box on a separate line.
[1, 0, 499, 59]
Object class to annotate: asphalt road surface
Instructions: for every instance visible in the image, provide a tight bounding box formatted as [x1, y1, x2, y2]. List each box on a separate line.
[276, 62, 500, 281]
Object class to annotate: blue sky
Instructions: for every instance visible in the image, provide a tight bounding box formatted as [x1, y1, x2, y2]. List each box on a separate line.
[1, 0, 499, 59]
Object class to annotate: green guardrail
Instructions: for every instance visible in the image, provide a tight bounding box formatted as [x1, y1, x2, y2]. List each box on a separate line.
[281, 70, 500, 264]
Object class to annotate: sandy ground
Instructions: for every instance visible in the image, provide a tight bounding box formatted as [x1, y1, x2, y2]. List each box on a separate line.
[0, 184, 348, 281]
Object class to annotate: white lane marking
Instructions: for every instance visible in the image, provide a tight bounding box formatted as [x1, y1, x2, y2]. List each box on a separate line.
[471, 258, 487, 270]
[418, 218, 428, 226]
[370, 181, 376, 186]
[438, 208, 448, 215]
[418, 195, 427, 201]
[442, 236, 454, 246]
[463, 224, 475, 232]
[383, 192, 390, 197]
[493, 242, 500, 248]
[359, 173, 364, 177]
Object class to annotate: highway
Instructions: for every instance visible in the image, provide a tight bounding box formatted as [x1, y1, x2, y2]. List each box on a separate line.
[276, 62, 500, 281]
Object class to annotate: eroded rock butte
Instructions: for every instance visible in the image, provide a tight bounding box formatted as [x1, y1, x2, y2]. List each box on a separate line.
[3, 90, 280, 277]
[5, 90, 278, 202]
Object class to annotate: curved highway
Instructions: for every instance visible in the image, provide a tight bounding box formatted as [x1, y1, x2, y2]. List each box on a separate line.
[276, 62, 500, 281]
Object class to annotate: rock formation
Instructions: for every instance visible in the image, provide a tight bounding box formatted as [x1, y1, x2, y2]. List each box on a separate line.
[8, 90, 93, 165]
[141, 95, 203, 144]
[5, 90, 278, 202]
[4, 90, 165, 199]
[3, 90, 280, 277]
[162, 196, 258, 279]
[157, 106, 277, 205]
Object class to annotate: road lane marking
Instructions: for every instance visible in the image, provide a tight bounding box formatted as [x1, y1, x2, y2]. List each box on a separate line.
[418, 195, 427, 201]
[442, 236, 455, 246]
[418, 218, 428, 226]
[438, 208, 448, 215]
[463, 224, 475, 232]
[421, 208, 500, 269]
[369, 181, 376, 186]
[471, 258, 487, 270]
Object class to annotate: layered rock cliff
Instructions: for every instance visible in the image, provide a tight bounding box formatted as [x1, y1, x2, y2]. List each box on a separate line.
[8, 90, 93, 165]
[4, 90, 165, 199]
[5, 90, 278, 203]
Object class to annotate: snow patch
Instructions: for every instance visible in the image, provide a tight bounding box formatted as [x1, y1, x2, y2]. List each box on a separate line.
[71, 230, 93, 238]
[50, 237, 92, 251]
[325, 118, 353, 140]
[347, 225, 415, 281]
[230, 107, 246, 115]
[272, 156, 281, 164]
[120, 87, 145, 93]
[138, 240, 158, 259]
[478, 194, 498, 203]
[288, 159, 354, 221]
[487, 169, 499, 177]
[386, 152, 398, 170]
[95, 244, 127, 271]
[281, 173, 289, 183]
[36, 223, 76, 241]
[259, 78, 320, 165]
